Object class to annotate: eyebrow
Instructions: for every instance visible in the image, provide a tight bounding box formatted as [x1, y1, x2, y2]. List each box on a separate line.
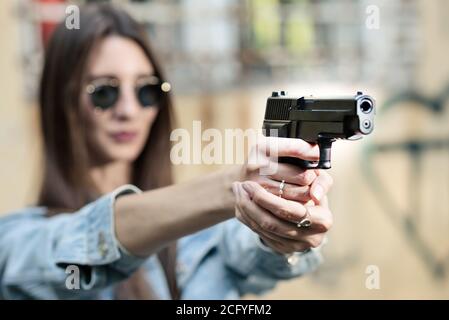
[86, 73, 157, 84]
[86, 74, 116, 82]
[136, 73, 158, 79]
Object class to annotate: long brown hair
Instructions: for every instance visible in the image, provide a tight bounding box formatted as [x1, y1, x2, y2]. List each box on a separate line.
[38, 4, 178, 299]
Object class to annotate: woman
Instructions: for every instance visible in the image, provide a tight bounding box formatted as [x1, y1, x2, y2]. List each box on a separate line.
[0, 4, 333, 299]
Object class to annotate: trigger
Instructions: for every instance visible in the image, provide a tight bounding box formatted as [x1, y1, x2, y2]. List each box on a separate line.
[302, 160, 318, 169]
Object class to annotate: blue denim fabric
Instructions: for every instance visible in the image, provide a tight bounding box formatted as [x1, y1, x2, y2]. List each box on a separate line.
[0, 185, 322, 299]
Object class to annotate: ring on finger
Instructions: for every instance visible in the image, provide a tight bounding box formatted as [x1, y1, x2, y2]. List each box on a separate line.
[278, 179, 286, 198]
[297, 210, 312, 228]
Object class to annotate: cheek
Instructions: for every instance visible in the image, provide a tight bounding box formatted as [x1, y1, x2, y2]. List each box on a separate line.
[140, 108, 159, 135]
[80, 97, 110, 149]
[80, 92, 98, 129]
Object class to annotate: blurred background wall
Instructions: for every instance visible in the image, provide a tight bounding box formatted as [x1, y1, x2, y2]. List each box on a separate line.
[0, 0, 448, 299]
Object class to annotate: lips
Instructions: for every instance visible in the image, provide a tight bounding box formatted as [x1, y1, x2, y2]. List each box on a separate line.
[109, 131, 138, 143]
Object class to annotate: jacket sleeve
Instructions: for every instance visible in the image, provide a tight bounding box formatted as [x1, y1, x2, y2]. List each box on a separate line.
[0, 185, 147, 299]
[218, 219, 323, 296]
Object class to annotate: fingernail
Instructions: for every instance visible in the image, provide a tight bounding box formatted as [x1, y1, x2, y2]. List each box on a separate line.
[312, 185, 324, 201]
[242, 182, 254, 196]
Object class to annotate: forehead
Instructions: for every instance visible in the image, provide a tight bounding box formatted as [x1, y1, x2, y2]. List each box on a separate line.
[86, 35, 154, 76]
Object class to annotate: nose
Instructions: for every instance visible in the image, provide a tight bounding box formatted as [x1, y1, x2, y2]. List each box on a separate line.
[112, 83, 140, 120]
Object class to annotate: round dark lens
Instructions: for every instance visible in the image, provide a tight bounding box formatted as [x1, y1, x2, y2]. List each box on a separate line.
[91, 85, 118, 110]
[138, 84, 160, 107]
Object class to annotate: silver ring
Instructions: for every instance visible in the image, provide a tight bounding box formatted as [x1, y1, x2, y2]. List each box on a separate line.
[279, 180, 285, 198]
[297, 211, 312, 228]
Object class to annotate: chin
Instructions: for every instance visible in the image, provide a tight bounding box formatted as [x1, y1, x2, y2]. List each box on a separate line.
[104, 145, 143, 163]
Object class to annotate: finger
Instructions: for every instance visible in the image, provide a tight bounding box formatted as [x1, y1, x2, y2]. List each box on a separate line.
[258, 235, 312, 255]
[240, 181, 332, 239]
[243, 180, 333, 233]
[305, 203, 333, 233]
[246, 215, 308, 252]
[258, 235, 289, 254]
[320, 195, 329, 208]
[242, 181, 308, 223]
[310, 170, 334, 203]
[233, 182, 247, 223]
[258, 176, 312, 202]
[260, 234, 323, 254]
[238, 189, 311, 246]
[240, 200, 314, 253]
[236, 182, 293, 243]
[259, 136, 320, 161]
[303, 199, 316, 207]
[239, 183, 319, 241]
[269, 163, 317, 186]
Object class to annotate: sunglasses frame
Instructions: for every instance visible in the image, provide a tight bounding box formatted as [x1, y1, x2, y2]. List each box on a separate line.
[85, 75, 171, 111]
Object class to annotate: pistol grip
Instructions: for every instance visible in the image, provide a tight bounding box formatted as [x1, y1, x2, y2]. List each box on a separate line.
[278, 138, 334, 170]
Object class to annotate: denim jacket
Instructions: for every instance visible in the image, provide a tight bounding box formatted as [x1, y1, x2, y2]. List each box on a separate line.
[0, 185, 322, 299]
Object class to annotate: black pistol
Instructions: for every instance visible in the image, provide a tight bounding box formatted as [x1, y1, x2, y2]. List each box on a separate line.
[262, 91, 375, 169]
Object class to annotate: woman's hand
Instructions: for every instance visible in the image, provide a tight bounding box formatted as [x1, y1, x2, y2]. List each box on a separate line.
[240, 136, 331, 203]
[233, 180, 332, 254]
[234, 136, 334, 254]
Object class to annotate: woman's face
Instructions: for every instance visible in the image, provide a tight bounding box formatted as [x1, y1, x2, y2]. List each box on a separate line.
[81, 36, 159, 164]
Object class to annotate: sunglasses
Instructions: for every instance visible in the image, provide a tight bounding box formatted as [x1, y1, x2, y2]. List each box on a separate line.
[85, 75, 171, 111]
